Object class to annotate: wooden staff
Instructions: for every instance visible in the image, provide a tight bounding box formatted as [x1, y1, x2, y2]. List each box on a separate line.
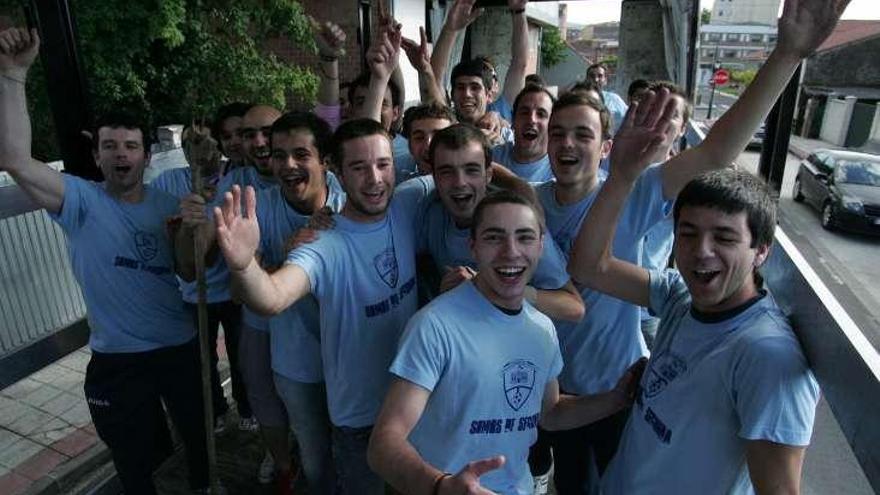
[184, 123, 221, 493]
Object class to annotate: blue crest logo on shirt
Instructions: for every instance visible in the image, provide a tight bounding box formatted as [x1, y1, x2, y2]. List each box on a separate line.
[503, 360, 536, 411]
[643, 351, 687, 399]
[374, 247, 399, 288]
[134, 231, 159, 262]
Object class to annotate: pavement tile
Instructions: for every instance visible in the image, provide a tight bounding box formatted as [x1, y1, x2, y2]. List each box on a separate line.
[0, 402, 39, 429]
[57, 350, 90, 374]
[59, 403, 91, 428]
[20, 384, 64, 408]
[12, 447, 67, 481]
[0, 471, 31, 495]
[6, 409, 54, 436]
[50, 427, 98, 457]
[0, 378, 42, 401]
[29, 366, 69, 386]
[29, 419, 76, 447]
[0, 438, 43, 469]
[39, 391, 81, 417]
[0, 428, 18, 451]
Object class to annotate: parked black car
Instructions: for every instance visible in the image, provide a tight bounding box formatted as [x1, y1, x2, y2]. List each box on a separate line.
[792, 149, 880, 235]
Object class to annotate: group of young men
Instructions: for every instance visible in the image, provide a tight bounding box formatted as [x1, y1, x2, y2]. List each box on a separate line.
[0, 0, 850, 493]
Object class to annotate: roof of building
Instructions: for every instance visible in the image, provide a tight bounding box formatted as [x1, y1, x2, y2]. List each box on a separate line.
[816, 20, 880, 52]
[700, 24, 777, 34]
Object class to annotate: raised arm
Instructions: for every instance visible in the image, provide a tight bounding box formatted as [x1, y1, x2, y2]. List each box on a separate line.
[0, 27, 65, 214]
[430, 0, 484, 85]
[214, 185, 311, 315]
[368, 377, 505, 495]
[661, 0, 851, 199]
[501, 0, 529, 105]
[402, 27, 446, 106]
[311, 17, 346, 108]
[359, 24, 402, 123]
[567, 89, 677, 307]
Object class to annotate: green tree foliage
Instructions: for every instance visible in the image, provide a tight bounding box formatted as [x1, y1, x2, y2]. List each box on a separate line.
[731, 69, 757, 87]
[541, 26, 567, 68]
[701, 8, 711, 24]
[1, 0, 319, 160]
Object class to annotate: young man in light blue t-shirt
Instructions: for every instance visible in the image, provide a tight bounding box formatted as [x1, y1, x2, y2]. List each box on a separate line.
[215, 118, 431, 494]
[367, 191, 644, 495]
[568, 147, 820, 492]
[491, 85, 555, 183]
[0, 27, 210, 493]
[254, 111, 345, 494]
[538, 4, 842, 488]
[421, 123, 584, 322]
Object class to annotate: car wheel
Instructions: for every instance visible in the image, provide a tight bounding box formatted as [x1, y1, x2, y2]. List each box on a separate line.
[821, 202, 835, 230]
[792, 177, 804, 202]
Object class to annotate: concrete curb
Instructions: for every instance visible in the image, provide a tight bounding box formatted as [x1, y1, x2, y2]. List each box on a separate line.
[24, 443, 112, 495]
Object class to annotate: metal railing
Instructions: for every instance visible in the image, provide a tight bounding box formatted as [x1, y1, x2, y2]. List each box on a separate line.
[0, 207, 85, 354]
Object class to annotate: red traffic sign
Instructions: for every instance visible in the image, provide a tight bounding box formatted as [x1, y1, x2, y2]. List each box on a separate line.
[713, 68, 730, 86]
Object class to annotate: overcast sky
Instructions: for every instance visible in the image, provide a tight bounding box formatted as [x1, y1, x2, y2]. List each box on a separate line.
[563, 0, 880, 26]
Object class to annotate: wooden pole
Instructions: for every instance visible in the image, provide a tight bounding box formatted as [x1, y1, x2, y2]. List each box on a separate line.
[187, 128, 220, 493]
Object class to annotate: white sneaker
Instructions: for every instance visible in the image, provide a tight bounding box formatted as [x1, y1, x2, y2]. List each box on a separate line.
[257, 451, 275, 484]
[533, 472, 550, 495]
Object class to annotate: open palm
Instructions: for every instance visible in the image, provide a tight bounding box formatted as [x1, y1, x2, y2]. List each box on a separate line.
[214, 185, 261, 272]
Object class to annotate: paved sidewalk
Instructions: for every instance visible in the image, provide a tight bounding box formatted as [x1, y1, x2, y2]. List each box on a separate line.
[0, 333, 272, 494]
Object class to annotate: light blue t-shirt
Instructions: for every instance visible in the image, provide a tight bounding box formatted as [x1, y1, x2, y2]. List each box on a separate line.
[603, 269, 820, 495]
[418, 196, 569, 292]
[535, 164, 669, 394]
[285, 182, 431, 427]
[151, 166, 236, 304]
[640, 215, 675, 322]
[393, 133, 418, 185]
[391, 281, 562, 495]
[51, 175, 194, 353]
[488, 96, 513, 123]
[257, 175, 346, 383]
[491, 142, 553, 183]
[603, 90, 629, 133]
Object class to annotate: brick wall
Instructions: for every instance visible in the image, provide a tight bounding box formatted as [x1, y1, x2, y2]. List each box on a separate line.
[268, 0, 366, 106]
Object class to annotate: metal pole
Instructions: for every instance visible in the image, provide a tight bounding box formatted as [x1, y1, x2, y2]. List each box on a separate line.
[758, 63, 802, 195]
[706, 44, 719, 120]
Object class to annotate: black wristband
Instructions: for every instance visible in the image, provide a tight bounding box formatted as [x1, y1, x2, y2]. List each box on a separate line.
[510, 8, 525, 14]
[319, 54, 338, 62]
[432, 473, 452, 495]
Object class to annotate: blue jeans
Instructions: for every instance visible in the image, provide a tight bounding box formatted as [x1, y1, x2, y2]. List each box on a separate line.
[273, 374, 335, 495]
[331, 424, 385, 495]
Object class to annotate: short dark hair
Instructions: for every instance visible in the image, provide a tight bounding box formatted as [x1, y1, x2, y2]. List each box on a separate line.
[270, 111, 334, 161]
[329, 118, 392, 169]
[402, 104, 457, 139]
[587, 63, 608, 76]
[673, 169, 776, 249]
[627, 79, 651, 100]
[512, 84, 557, 116]
[450, 59, 495, 93]
[471, 189, 545, 239]
[525, 74, 546, 86]
[649, 80, 692, 124]
[569, 80, 604, 104]
[211, 102, 253, 140]
[552, 91, 612, 140]
[348, 73, 402, 108]
[428, 123, 492, 171]
[93, 111, 153, 151]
